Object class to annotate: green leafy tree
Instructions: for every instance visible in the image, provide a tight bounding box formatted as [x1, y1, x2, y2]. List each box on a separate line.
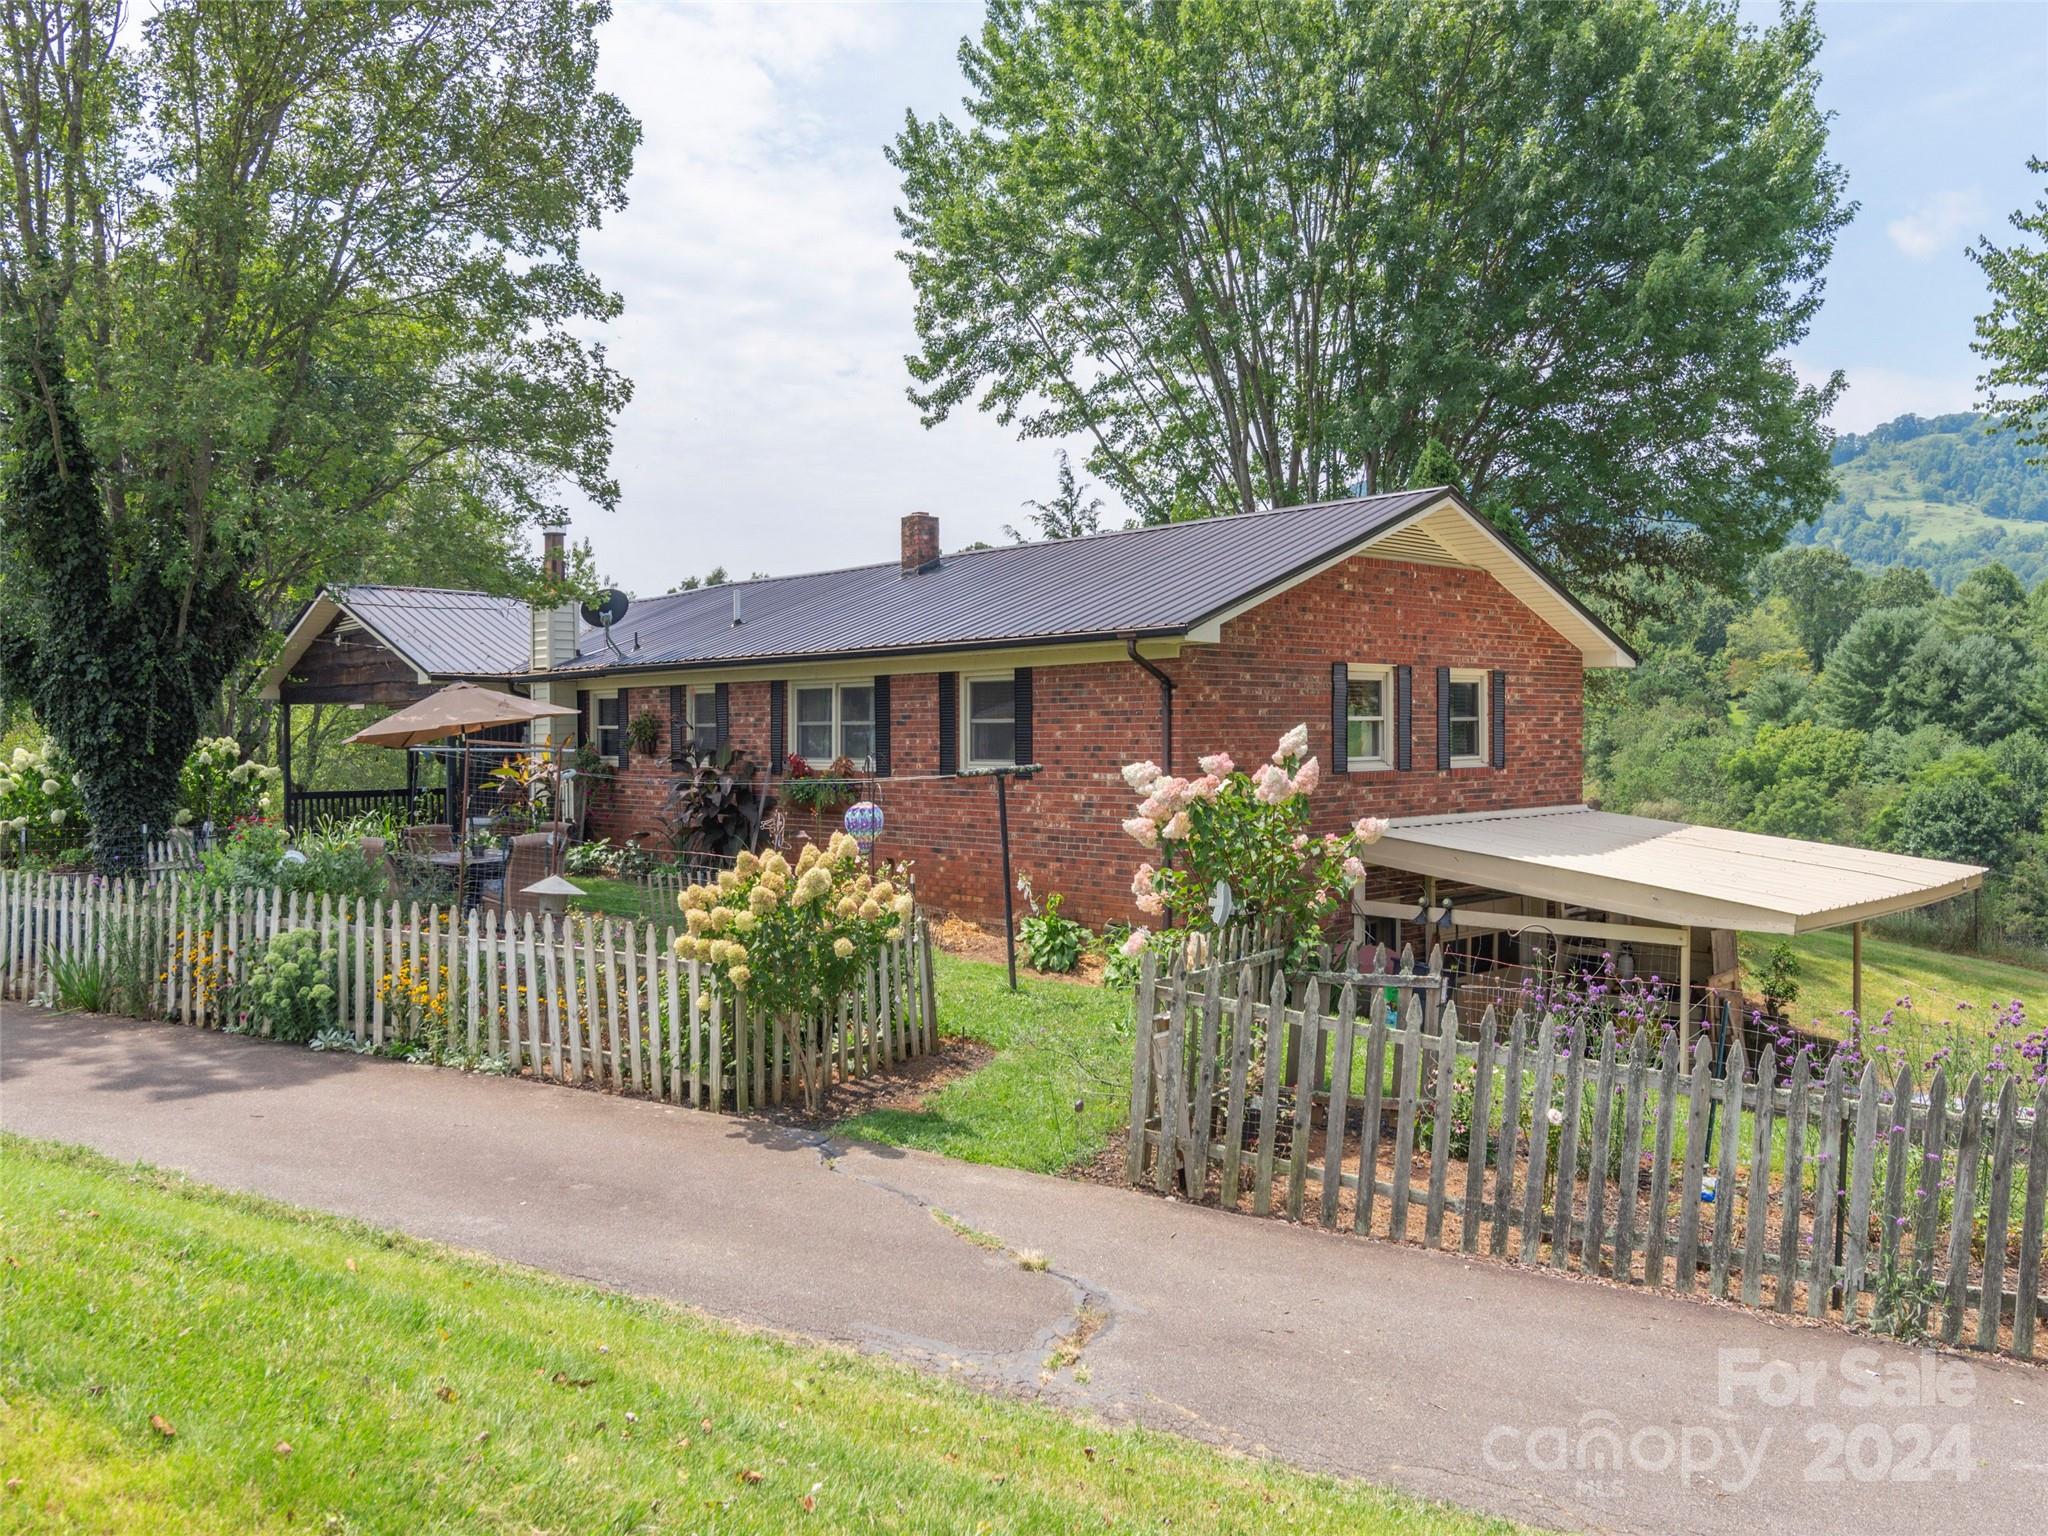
[1006, 449, 1107, 541]
[1972, 157, 2048, 461]
[1900, 630, 2041, 744]
[1766, 546, 1866, 663]
[891, 0, 1848, 609]
[1743, 667, 1816, 728]
[0, 0, 637, 867]
[1864, 565, 1940, 612]
[1872, 751, 2022, 868]
[1814, 607, 1927, 733]
[1406, 438, 1463, 494]
[1941, 563, 2029, 640]
[1721, 721, 1864, 833]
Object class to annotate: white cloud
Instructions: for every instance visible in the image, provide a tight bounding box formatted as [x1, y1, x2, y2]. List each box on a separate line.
[567, 2, 1111, 590]
[1885, 189, 1986, 263]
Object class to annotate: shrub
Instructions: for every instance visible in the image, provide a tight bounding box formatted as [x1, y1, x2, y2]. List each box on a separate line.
[199, 820, 385, 902]
[1117, 725, 1387, 964]
[564, 837, 619, 877]
[659, 748, 774, 858]
[177, 736, 281, 830]
[672, 833, 912, 1111]
[243, 929, 338, 1043]
[1756, 940, 1801, 1017]
[1019, 891, 1087, 973]
[0, 737, 86, 858]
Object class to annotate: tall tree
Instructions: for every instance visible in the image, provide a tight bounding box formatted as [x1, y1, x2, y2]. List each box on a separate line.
[0, 0, 637, 867]
[1766, 545, 1866, 663]
[1006, 449, 1106, 541]
[891, 0, 1849, 609]
[1974, 157, 2048, 461]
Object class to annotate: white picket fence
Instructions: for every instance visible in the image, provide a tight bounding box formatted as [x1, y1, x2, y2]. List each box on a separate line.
[0, 868, 937, 1113]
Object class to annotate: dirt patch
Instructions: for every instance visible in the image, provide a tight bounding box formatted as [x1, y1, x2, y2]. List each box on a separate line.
[928, 912, 1109, 986]
[1064, 1126, 1134, 1188]
[765, 1036, 995, 1127]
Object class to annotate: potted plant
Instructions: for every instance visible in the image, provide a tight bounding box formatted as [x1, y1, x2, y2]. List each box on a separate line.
[628, 709, 664, 758]
[780, 753, 862, 813]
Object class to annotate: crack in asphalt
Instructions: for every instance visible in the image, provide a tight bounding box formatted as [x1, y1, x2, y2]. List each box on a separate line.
[800, 1131, 1123, 1395]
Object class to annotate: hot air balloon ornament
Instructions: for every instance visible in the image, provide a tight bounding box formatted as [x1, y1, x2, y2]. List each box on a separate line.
[843, 799, 885, 859]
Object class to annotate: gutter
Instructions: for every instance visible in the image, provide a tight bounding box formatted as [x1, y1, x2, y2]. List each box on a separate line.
[1124, 636, 1175, 772]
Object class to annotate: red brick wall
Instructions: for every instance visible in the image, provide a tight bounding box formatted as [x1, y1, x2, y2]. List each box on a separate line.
[583, 557, 1585, 929]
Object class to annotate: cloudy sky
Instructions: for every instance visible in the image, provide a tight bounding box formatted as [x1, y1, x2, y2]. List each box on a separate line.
[572, 1, 2048, 589]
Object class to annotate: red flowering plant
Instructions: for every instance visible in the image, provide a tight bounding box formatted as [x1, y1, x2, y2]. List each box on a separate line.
[1118, 723, 1387, 968]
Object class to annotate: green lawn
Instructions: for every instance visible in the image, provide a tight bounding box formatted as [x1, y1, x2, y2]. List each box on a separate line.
[0, 1137, 1513, 1536]
[1742, 928, 2047, 1075]
[834, 953, 1134, 1174]
[565, 873, 647, 920]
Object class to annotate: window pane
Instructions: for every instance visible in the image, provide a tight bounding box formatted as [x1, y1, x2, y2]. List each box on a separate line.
[967, 678, 1014, 722]
[691, 691, 717, 726]
[597, 697, 620, 725]
[1450, 719, 1479, 759]
[1348, 718, 1384, 762]
[971, 720, 1015, 764]
[840, 722, 874, 764]
[795, 687, 834, 724]
[840, 685, 874, 724]
[1346, 678, 1383, 719]
[1449, 680, 1480, 721]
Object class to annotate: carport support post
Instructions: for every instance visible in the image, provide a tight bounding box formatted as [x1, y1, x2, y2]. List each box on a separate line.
[1851, 921, 1863, 1023]
[1678, 925, 1693, 1061]
[996, 771, 1018, 992]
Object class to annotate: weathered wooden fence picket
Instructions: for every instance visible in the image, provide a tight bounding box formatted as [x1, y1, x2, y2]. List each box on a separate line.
[1, 868, 937, 1114]
[1129, 945, 2048, 1361]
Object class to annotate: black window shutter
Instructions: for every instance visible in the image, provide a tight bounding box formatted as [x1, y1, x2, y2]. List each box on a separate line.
[1393, 667, 1412, 771]
[873, 675, 892, 776]
[669, 685, 684, 761]
[714, 683, 730, 750]
[577, 689, 591, 751]
[937, 672, 958, 775]
[1012, 668, 1033, 765]
[617, 687, 631, 770]
[1330, 662, 1349, 775]
[1435, 667, 1452, 771]
[768, 680, 786, 767]
[1490, 669, 1507, 769]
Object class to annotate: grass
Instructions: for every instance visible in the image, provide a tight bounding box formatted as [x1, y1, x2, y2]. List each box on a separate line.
[564, 873, 646, 920]
[0, 1136, 1514, 1536]
[833, 953, 1134, 1173]
[1742, 928, 2047, 1075]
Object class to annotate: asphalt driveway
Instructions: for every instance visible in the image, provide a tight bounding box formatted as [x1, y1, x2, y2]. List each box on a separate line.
[5, 1004, 2045, 1535]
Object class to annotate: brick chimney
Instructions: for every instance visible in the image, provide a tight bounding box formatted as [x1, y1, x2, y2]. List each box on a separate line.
[900, 511, 940, 576]
[543, 528, 566, 582]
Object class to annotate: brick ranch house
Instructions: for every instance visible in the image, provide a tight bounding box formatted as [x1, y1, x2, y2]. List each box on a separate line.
[263, 487, 1981, 1033]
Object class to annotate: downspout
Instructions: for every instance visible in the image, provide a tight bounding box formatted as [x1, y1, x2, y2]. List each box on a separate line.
[1123, 636, 1174, 773]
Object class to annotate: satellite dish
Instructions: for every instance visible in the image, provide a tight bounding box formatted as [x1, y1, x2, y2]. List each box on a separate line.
[580, 588, 630, 628]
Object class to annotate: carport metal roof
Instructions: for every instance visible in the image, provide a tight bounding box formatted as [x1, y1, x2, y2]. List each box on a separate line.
[1367, 806, 1984, 935]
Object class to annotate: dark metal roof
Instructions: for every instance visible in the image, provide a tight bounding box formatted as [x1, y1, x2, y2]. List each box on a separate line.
[334, 585, 533, 678]
[557, 487, 1454, 674]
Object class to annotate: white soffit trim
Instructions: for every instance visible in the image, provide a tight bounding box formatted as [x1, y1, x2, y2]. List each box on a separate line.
[1183, 496, 1634, 668]
[1364, 805, 1985, 935]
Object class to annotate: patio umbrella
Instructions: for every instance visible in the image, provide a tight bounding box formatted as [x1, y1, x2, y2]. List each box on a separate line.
[346, 683, 579, 885]
[344, 682, 576, 748]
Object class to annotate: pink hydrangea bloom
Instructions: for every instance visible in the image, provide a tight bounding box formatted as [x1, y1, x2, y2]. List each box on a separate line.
[1186, 773, 1221, 800]
[1342, 855, 1366, 884]
[1198, 751, 1234, 777]
[1353, 815, 1389, 843]
[1122, 816, 1160, 848]
[1163, 810, 1192, 841]
[1253, 762, 1292, 805]
[1121, 760, 1162, 792]
[1121, 927, 1152, 958]
[1272, 723, 1309, 763]
[1131, 862, 1156, 897]
[1136, 891, 1166, 917]
[1291, 756, 1321, 796]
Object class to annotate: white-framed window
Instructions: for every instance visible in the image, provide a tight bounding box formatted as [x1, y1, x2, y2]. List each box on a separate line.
[1446, 669, 1486, 766]
[789, 681, 876, 768]
[962, 672, 1017, 767]
[1345, 665, 1393, 769]
[687, 686, 719, 753]
[593, 691, 622, 763]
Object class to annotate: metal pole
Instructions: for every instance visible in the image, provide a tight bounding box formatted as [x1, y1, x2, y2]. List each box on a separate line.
[996, 770, 1018, 992]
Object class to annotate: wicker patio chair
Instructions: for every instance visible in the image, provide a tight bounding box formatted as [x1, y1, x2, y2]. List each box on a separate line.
[399, 822, 452, 855]
[487, 833, 556, 918]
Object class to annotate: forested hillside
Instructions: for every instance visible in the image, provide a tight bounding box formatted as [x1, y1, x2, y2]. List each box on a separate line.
[1587, 547, 2048, 956]
[1793, 412, 2048, 587]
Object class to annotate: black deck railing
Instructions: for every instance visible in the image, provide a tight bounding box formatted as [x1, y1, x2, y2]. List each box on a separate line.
[286, 786, 445, 834]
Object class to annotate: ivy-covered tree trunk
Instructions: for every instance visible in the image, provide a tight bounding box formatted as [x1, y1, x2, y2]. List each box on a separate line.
[0, 305, 260, 872]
